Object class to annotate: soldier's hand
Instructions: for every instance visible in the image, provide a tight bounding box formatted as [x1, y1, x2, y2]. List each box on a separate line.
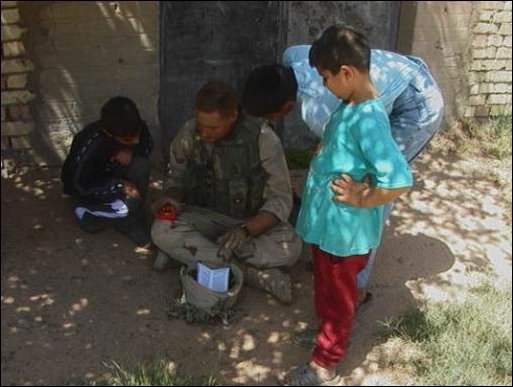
[217, 226, 248, 261]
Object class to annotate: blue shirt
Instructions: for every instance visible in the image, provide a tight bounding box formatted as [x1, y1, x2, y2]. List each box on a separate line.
[295, 99, 413, 257]
[283, 45, 444, 162]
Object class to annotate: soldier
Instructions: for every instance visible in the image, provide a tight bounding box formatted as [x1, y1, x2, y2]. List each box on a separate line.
[151, 80, 302, 303]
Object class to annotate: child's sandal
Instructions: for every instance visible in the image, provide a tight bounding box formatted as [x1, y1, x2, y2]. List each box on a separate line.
[283, 363, 342, 386]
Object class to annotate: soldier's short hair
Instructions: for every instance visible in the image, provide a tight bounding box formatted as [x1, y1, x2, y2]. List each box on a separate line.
[196, 80, 239, 117]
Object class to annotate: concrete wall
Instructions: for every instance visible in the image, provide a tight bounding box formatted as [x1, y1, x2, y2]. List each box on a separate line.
[397, 1, 512, 125]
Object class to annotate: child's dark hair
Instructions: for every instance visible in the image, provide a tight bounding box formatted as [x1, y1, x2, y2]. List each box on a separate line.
[242, 65, 297, 116]
[196, 80, 239, 116]
[101, 96, 141, 136]
[309, 24, 371, 73]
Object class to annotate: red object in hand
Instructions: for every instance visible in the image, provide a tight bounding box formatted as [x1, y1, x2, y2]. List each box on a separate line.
[157, 204, 177, 221]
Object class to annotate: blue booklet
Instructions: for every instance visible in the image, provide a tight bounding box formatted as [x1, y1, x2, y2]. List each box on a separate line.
[197, 262, 230, 293]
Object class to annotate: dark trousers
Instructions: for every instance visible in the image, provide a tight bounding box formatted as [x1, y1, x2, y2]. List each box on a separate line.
[109, 156, 150, 229]
[74, 156, 150, 230]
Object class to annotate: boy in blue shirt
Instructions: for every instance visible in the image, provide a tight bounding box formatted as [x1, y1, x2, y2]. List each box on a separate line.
[243, 32, 443, 307]
[284, 24, 413, 386]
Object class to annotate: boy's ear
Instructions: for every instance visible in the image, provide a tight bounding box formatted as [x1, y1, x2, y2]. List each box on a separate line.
[227, 109, 239, 124]
[339, 65, 353, 79]
[279, 100, 296, 115]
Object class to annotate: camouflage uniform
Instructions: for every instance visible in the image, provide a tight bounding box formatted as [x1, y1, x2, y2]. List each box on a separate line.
[151, 114, 302, 301]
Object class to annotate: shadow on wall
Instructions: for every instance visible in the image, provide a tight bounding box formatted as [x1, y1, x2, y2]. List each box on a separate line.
[17, 1, 160, 167]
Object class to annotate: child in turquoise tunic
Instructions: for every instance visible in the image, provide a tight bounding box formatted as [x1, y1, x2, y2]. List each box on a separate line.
[285, 24, 413, 386]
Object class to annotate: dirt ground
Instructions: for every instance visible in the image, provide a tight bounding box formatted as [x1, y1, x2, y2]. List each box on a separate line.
[1, 150, 512, 386]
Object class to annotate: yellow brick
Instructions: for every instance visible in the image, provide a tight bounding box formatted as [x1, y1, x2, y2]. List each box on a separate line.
[1, 8, 19, 24]
[2, 40, 24, 57]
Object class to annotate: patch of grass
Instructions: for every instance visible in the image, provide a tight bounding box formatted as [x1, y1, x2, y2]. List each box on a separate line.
[467, 115, 512, 159]
[89, 359, 218, 386]
[381, 282, 512, 386]
[286, 148, 314, 169]
[431, 115, 512, 159]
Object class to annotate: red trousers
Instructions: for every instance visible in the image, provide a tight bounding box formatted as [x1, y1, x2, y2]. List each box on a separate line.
[311, 245, 369, 368]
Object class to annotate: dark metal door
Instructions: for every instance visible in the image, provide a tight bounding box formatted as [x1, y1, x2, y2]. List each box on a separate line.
[159, 1, 287, 157]
[159, 1, 400, 153]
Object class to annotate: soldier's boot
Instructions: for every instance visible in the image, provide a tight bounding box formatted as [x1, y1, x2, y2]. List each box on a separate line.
[154, 251, 171, 271]
[245, 267, 292, 304]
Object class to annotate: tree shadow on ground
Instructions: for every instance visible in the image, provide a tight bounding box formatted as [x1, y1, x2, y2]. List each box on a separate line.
[2, 148, 510, 385]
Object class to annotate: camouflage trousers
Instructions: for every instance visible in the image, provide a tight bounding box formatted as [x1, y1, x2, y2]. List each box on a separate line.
[151, 205, 302, 269]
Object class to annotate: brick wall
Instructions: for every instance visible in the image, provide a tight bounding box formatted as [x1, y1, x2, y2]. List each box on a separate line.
[3, 1, 159, 164]
[467, 1, 512, 117]
[1, 1, 36, 152]
[397, 1, 512, 125]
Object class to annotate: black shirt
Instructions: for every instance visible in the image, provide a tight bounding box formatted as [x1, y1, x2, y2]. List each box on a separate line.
[61, 120, 153, 202]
